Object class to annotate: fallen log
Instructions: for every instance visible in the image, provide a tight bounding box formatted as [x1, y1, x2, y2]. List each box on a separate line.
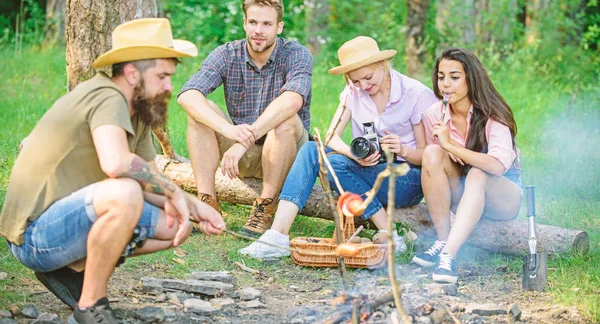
[156, 155, 589, 256]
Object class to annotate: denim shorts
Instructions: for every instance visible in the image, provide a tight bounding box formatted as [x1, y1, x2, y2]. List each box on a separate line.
[475, 167, 523, 220]
[504, 167, 523, 193]
[7, 183, 160, 272]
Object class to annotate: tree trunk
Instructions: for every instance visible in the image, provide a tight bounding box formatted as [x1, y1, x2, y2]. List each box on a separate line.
[405, 0, 430, 77]
[305, 0, 330, 56]
[65, 0, 158, 91]
[525, 0, 548, 44]
[474, 0, 490, 46]
[43, 0, 66, 47]
[435, 0, 449, 48]
[462, 0, 476, 45]
[63, 0, 182, 161]
[155, 155, 590, 256]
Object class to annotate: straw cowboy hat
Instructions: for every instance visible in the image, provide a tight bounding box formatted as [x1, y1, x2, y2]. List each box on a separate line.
[92, 18, 198, 68]
[328, 36, 397, 75]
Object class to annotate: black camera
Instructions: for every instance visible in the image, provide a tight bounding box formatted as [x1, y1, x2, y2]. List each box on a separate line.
[350, 122, 386, 164]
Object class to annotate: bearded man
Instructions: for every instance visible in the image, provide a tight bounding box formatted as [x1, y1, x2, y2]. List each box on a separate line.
[0, 18, 225, 324]
[178, 0, 313, 239]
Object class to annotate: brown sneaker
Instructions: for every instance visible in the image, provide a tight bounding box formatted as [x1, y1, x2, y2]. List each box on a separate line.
[238, 198, 277, 238]
[193, 193, 222, 233]
[198, 193, 221, 214]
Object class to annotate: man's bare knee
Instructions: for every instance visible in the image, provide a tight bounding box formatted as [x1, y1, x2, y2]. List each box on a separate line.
[205, 99, 227, 118]
[187, 114, 203, 130]
[187, 100, 226, 130]
[272, 115, 302, 138]
[93, 178, 143, 221]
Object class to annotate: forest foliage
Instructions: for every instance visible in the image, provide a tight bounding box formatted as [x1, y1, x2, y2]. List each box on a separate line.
[1, 0, 599, 74]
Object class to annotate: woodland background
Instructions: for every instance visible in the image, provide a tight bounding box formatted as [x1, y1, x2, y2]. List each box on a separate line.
[0, 0, 599, 321]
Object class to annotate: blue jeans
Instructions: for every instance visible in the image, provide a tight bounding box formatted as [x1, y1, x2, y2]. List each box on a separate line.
[279, 142, 423, 220]
[7, 183, 160, 272]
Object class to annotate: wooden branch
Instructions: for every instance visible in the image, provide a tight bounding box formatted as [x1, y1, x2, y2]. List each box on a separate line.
[383, 149, 411, 324]
[156, 155, 590, 256]
[152, 127, 188, 163]
[314, 130, 349, 288]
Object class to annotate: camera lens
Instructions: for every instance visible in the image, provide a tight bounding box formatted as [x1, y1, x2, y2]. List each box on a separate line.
[350, 137, 374, 159]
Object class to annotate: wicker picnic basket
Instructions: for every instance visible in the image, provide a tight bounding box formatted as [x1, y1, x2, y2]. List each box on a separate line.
[290, 211, 388, 269]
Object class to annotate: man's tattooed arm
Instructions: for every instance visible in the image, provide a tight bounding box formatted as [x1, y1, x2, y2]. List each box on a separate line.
[118, 155, 179, 197]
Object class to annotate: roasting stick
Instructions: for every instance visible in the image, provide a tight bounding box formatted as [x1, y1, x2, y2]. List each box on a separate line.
[324, 94, 349, 147]
[357, 163, 410, 213]
[315, 131, 345, 195]
[314, 129, 350, 287]
[382, 148, 412, 324]
[346, 225, 364, 243]
[189, 219, 371, 257]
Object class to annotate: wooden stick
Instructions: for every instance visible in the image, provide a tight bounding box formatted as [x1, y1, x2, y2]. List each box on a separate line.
[359, 168, 391, 209]
[351, 297, 360, 324]
[314, 129, 349, 288]
[444, 305, 462, 324]
[222, 229, 296, 253]
[346, 225, 364, 242]
[324, 94, 349, 147]
[358, 163, 409, 212]
[315, 131, 345, 195]
[234, 261, 259, 274]
[193, 221, 379, 257]
[383, 147, 412, 324]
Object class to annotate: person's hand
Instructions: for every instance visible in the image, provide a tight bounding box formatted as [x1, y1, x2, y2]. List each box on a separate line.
[432, 121, 452, 149]
[354, 152, 380, 167]
[164, 188, 192, 246]
[222, 124, 257, 149]
[448, 151, 465, 166]
[382, 130, 407, 157]
[186, 194, 225, 235]
[221, 143, 247, 179]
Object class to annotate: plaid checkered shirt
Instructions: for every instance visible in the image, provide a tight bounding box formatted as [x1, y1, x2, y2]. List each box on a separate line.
[180, 38, 312, 131]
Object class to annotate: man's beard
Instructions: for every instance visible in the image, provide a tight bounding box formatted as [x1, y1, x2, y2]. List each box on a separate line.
[247, 33, 276, 53]
[131, 79, 170, 128]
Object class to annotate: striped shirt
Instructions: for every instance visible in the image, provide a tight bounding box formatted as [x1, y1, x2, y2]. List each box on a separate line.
[180, 38, 313, 131]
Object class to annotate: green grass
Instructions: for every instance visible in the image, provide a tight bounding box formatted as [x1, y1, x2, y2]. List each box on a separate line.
[0, 45, 599, 320]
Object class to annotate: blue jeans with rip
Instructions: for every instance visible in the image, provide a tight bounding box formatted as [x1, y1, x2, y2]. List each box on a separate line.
[7, 183, 160, 272]
[279, 141, 424, 220]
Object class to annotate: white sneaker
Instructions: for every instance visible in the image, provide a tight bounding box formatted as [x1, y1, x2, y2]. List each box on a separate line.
[374, 230, 407, 255]
[239, 229, 290, 259]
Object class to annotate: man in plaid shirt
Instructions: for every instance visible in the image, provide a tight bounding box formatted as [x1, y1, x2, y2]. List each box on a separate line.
[178, 0, 312, 238]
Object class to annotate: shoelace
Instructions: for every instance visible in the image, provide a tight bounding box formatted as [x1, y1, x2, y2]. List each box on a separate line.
[247, 200, 272, 229]
[438, 253, 453, 271]
[425, 240, 446, 256]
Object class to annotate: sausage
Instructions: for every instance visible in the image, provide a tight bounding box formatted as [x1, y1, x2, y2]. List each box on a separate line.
[336, 243, 361, 257]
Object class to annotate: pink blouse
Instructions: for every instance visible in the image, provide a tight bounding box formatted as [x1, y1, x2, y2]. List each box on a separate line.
[422, 101, 519, 172]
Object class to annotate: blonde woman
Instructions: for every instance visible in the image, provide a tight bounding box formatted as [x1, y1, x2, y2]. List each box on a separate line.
[240, 36, 437, 259]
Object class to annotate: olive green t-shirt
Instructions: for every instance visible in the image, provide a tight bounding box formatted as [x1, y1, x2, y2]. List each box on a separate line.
[0, 73, 156, 244]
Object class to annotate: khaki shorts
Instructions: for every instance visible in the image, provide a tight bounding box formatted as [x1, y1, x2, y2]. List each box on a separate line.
[216, 121, 309, 179]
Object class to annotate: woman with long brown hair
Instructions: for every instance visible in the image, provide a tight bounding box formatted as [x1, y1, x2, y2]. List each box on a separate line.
[412, 47, 522, 283]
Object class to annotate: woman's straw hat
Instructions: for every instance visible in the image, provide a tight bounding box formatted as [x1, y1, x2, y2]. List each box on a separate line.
[92, 18, 198, 68]
[328, 36, 396, 75]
